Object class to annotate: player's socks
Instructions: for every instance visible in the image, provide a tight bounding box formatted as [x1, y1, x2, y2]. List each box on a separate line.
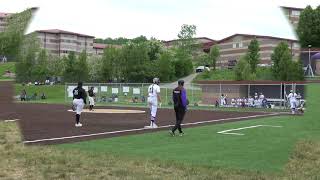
[76, 114, 80, 124]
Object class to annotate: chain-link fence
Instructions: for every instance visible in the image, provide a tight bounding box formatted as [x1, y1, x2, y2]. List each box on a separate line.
[65, 82, 306, 109]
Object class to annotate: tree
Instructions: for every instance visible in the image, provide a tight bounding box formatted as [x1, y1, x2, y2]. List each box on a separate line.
[131, 35, 148, 44]
[32, 49, 48, 81]
[101, 47, 119, 82]
[297, 5, 320, 48]
[271, 42, 293, 81]
[176, 24, 197, 54]
[47, 54, 65, 77]
[209, 45, 220, 69]
[75, 51, 89, 82]
[173, 47, 193, 78]
[122, 43, 150, 82]
[246, 38, 260, 73]
[288, 60, 304, 81]
[234, 56, 254, 80]
[63, 52, 77, 82]
[0, 8, 34, 61]
[15, 33, 40, 82]
[157, 50, 175, 82]
[196, 53, 210, 67]
[147, 38, 164, 61]
[87, 56, 102, 82]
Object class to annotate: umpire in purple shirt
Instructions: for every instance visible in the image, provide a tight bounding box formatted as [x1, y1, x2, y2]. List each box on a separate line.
[170, 80, 188, 136]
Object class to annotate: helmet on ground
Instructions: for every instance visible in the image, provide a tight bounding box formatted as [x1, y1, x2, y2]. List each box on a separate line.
[153, 77, 160, 85]
[178, 80, 184, 86]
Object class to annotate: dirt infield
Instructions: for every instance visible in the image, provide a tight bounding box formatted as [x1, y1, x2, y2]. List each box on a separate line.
[0, 81, 280, 145]
[0, 81, 19, 120]
[11, 103, 278, 145]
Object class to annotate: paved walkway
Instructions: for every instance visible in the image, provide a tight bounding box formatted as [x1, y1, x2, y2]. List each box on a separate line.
[162, 73, 198, 89]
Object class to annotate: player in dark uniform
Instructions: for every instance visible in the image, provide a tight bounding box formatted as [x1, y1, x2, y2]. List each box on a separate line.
[88, 86, 95, 111]
[72, 82, 87, 127]
[170, 80, 188, 136]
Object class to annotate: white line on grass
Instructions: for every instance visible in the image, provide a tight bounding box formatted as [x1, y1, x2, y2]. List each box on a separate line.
[217, 125, 283, 135]
[4, 119, 20, 122]
[23, 113, 280, 144]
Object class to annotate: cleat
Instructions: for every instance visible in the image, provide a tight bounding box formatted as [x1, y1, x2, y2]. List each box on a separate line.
[152, 124, 158, 128]
[144, 125, 152, 128]
[169, 131, 175, 136]
[75, 123, 82, 127]
[179, 132, 184, 136]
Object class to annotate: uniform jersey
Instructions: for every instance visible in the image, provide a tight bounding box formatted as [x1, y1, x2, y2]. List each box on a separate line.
[172, 87, 187, 108]
[88, 89, 95, 97]
[148, 84, 160, 99]
[287, 93, 297, 102]
[73, 87, 87, 104]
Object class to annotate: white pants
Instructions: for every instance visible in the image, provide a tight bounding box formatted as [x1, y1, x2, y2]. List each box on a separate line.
[290, 100, 297, 109]
[89, 96, 95, 106]
[73, 99, 84, 115]
[148, 97, 158, 119]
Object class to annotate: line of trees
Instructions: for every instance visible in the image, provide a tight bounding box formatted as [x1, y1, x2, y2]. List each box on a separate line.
[0, 8, 34, 61]
[15, 24, 197, 83]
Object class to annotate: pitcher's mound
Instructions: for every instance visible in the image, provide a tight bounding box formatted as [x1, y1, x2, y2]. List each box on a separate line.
[68, 109, 145, 114]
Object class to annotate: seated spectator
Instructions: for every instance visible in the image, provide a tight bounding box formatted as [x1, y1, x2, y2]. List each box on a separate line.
[141, 95, 145, 103]
[215, 100, 219, 108]
[20, 89, 27, 101]
[231, 98, 236, 107]
[31, 92, 37, 100]
[248, 96, 254, 107]
[241, 97, 247, 107]
[41, 92, 46, 99]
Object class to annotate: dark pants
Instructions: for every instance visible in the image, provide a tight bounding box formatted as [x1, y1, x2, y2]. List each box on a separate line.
[172, 106, 186, 133]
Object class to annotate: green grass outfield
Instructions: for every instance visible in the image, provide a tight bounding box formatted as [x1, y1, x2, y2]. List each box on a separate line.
[58, 84, 320, 172]
[0, 62, 15, 80]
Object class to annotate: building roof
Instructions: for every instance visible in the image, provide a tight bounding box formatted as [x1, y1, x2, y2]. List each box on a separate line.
[280, 6, 304, 11]
[35, 29, 95, 38]
[0, 12, 12, 18]
[218, 33, 298, 43]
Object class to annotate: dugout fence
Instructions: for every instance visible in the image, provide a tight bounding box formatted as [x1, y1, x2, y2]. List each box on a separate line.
[65, 82, 306, 109]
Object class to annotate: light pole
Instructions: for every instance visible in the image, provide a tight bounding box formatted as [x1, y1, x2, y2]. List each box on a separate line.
[307, 44, 314, 77]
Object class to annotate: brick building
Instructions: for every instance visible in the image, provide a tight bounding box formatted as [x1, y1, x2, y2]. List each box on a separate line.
[35, 29, 95, 56]
[281, 6, 303, 28]
[0, 12, 12, 32]
[217, 34, 300, 68]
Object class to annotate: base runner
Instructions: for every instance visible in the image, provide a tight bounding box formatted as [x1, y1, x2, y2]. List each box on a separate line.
[145, 77, 161, 128]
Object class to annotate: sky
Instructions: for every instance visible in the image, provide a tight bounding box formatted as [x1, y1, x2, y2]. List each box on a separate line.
[0, 0, 319, 41]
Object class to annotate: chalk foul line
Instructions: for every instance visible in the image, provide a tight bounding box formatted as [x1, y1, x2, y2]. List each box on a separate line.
[4, 119, 20, 122]
[23, 113, 279, 144]
[217, 125, 283, 136]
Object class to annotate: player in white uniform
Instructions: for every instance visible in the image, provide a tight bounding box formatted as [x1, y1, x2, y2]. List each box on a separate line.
[287, 90, 297, 114]
[145, 78, 161, 128]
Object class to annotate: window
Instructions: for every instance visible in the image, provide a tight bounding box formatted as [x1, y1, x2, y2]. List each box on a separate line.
[232, 42, 243, 48]
[292, 10, 300, 16]
[293, 42, 300, 48]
